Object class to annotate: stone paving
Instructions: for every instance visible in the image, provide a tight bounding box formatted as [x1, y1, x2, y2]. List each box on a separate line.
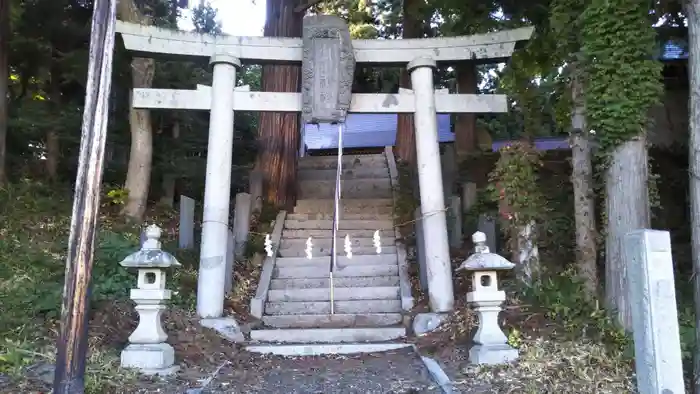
[187, 347, 443, 394]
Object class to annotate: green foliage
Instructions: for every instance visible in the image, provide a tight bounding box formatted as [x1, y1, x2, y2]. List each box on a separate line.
[487, 142, 546, 234]
[0, 181, 198, 340]
[526, 268, 630, 349]
[245, 201, 279, 258]
[105, 186, 129, 206]
[0, 183, 129, 332]
[526, 266, 696, 374]
[582, 0, 663, 154]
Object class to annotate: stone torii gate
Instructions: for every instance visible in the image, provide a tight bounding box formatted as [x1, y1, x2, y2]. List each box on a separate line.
[115, 18, 532, 319]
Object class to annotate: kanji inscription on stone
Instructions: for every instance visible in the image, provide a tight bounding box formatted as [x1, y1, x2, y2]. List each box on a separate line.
[301, 15, 355, 124]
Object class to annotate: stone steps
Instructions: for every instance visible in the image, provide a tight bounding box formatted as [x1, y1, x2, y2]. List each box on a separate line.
[297, 154, 387, 170]
[298, 167, 390, 181]
[285, 213, 394, 222]
[298, 179, 393, 199]
[248, 152, 407, 356]
[275, 254, 396, 267]
[274, 262, 398, 277]
[294, 198, 394, 214]
[265, 299, 402, 315]
[246, 343, 412, 356]
[250, 327, 405, 344]
[269, 276, 400, 289]
[267, 286, 400, 302]
[279, 243, 396, 259]
[282, 228, 389, 238]
[284, 219, 394, 230]
[279, 246, 397, 258]
[261, 313, 403, 328]
[279, 236, 396, 251]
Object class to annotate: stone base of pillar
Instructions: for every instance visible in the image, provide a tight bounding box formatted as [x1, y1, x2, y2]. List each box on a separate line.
[200, 317, 245, 342]
[121, 343, 179, 375]
[469, 343, 518, 365]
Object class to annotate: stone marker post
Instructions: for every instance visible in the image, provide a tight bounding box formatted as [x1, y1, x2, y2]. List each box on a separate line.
[449, 195, 463, 248]
[225, 229, 235, 294]
[461, 182, 477, 213]
[249, 171, 263, 214]
[624, 230, 684, 394]
[119, 225, 180, 375]
[233, 192, 252, 259]
[179, 195, 195, 249]
[458, 231, 518, 365]
[477, 214, 497, 252]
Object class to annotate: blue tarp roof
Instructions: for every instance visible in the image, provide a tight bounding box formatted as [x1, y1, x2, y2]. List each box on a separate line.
[303, 113, 571, 152]
[303, 114, 454, 150]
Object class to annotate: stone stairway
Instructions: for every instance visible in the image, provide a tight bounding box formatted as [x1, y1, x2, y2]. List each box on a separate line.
[247, 151, 413, 356]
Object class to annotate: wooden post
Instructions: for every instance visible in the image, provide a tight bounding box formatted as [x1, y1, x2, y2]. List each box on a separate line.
[689, 3, 700, 391]
[53, 1, 118, 392]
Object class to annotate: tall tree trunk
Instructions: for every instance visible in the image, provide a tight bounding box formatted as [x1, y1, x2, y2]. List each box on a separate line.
[604, 136, 650, 331]
[255, 0, 302, 209]
[0, 0, 8, 185]
[455, 63, 477, 156]
[394, 0, 423, 165]
[686, 2, 700, 391]
[569, 72, 598, 297]
[118, 0, 155, 222]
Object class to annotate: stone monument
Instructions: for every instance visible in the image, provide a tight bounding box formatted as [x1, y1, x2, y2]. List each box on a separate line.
[301, 15, 355, 124]
[624, 229, 684, 394]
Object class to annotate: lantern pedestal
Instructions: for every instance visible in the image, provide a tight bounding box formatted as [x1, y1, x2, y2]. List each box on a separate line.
[466, 297, 518, 364]
[121, 343, 178, 376]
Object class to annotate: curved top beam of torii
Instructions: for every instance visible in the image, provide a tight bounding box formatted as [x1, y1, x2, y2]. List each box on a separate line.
[115, 21, 533, 65]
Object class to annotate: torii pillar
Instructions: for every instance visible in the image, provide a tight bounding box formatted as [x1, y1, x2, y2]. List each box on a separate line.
[196, 54, 240, 318]
[408, 56, 455, 312]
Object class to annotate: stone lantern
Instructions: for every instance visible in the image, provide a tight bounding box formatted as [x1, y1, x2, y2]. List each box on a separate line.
[458, 231, 518, 365]
[119, 224, 181, 375]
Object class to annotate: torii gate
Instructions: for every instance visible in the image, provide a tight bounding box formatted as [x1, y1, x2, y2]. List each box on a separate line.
[115, 20, 532, 319]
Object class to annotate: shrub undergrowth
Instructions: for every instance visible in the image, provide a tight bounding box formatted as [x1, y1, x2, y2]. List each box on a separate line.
[0, 180, 199, 390]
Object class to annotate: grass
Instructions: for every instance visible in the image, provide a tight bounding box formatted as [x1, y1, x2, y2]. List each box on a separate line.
[0, 179, 280, 393]
[0, 180, 218, 393]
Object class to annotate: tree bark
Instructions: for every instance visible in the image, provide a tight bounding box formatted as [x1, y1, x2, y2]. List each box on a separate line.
[0, 0, 8, 185]
[394, 0, 423, 165]
[569, 72, 598, 297]
[118, 0, 155, 222]
[686, 1, 700, 391]
[122, 57, 155, 220]
[455, 63, 477, 156]
[255, 0, 302, 209]
[604, 136, 650, 332]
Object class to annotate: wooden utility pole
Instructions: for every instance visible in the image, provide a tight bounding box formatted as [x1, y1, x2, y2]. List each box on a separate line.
[687, 1, 700, 392]
[52, 0, 118, 392]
